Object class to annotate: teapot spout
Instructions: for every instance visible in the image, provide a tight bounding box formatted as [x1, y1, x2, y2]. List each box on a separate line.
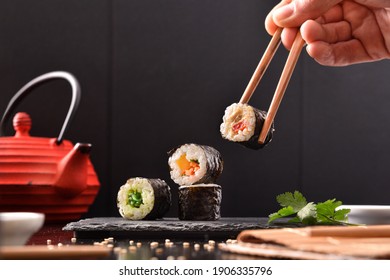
[54, 143, 91, 197]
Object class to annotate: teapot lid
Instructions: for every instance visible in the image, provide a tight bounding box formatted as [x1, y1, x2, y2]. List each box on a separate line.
[0, 111, 74, 149]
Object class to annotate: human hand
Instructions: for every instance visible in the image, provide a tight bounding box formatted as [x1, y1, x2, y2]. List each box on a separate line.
[265, 0, 390, 66]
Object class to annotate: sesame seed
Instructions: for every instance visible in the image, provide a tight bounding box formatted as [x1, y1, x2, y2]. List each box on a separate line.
[194, 244, 200, 251]
[57, 243, 63, 247]
[129, 240, 134, 246]
[208, 240, 216, 246]
[46, 239, 52, 245]
[71, 237, 77, 244]
[166, 256, 175, 260]
[182, 242, 190, 248]
[136, 242, 142, 248]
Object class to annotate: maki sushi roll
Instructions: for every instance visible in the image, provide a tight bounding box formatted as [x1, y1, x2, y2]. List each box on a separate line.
[220, 103, 274, 149]
[178, 184, 222, 220]
[117, 177, 171, 220]
[168, 143, 223, 186]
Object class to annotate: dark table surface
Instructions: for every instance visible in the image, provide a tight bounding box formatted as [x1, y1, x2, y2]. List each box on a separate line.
[21, 217, 295, 260]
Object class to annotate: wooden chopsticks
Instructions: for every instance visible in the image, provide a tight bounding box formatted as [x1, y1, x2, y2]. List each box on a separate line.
[239, 28, 283, 104]
[239, 27, 305, 144]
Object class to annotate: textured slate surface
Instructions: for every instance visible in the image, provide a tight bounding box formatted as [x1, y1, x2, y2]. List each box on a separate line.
[63, 217, 295, 240]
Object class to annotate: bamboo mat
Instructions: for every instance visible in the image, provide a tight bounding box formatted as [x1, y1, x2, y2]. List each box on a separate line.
[220, 225, 390, 260]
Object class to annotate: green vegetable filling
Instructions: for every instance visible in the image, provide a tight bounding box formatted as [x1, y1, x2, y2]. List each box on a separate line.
[127, 190, 143, 208]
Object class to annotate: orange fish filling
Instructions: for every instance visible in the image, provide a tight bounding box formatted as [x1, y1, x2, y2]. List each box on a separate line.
[176, 154, 200, 176]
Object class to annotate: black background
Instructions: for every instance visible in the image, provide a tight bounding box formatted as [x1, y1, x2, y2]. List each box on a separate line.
[1, 0, 390, 219]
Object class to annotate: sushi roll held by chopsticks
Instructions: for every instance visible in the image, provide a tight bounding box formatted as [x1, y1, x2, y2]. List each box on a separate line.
[220, 103, 274, 149]
[117, 177, 171, 220]
[168, 143, 223, 186]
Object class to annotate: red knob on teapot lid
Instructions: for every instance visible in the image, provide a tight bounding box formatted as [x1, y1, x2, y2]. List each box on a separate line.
[13, 112, 31, 137]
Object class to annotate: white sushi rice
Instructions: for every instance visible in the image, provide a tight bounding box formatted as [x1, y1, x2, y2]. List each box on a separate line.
[168, 144, 207, 186]
[117, 177, 155, 220]
[220, 103, 256, 142]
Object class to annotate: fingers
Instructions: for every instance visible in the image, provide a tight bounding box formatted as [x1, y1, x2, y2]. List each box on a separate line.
[306, 40, 376, 66]
[301, 1, 390, 66]
[266, 0, 390, 66]
[273, 0, 343, 27]
[283, 17, 352, 50]
[317, 4, 343, 24]
[280, 28, 298, 50]
[266, 0, 344, 49]
[301, 20, 352, 44]
[342, 0, 389, 61]
[265, 0, 292, 35]
[355, 0, 390, 8]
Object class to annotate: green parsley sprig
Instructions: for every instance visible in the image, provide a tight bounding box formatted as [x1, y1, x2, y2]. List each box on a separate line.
[268, 191, 352, 225]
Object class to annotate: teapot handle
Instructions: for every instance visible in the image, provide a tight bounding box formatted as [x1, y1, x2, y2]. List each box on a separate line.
[0, 71, 81, 144]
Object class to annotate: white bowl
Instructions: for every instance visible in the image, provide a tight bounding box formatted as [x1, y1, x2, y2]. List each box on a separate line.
[338, 205, 390, 225]
[0, 212, 45, 246]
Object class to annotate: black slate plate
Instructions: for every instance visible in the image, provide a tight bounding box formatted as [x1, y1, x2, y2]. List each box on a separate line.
[63, 217, 298, 240]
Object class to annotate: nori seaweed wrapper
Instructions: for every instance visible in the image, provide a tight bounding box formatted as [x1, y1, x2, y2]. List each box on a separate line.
[243, 108, 274, 150]
[168, 144, 223, 185]
[178, 184, 222, 221]
[197, 145, 223, 184]
[145, 179, 172, 220]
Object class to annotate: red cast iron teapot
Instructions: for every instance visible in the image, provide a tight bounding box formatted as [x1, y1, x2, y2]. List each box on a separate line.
[0, 71, 100, 223]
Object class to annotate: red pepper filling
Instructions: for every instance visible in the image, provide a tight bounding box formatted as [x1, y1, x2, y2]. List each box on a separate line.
[232, 121, 247, 133]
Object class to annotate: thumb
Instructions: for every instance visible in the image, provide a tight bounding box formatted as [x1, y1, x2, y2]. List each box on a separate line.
[273, 0, 342, 27]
